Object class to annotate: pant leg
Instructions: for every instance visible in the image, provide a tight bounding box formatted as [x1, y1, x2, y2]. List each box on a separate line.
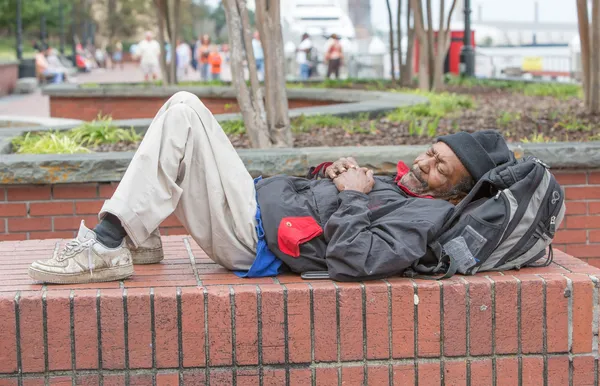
[100, 91, 258, 270]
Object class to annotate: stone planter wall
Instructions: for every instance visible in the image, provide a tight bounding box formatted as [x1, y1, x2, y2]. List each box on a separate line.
[1, 143, 600, 266]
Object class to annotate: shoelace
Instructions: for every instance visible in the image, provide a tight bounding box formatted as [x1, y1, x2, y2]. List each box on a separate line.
[58, 239, 95, 277]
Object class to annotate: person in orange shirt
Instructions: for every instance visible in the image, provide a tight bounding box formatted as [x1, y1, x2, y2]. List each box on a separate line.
[197, 35, 211, 81]
[208, 45, 222, 81]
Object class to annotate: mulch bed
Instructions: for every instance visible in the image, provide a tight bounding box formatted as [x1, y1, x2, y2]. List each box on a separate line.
[93, 85, 599, 152]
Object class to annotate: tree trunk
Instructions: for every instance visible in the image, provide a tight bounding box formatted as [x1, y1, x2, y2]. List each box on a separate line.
[170, 0, 180, 84]
[577, 0, 591, 109]
[255, 0, 292, 147]
[396, 0, 402, 84]
[591, 0, 600, 113]
[425, 0, 435, 88]
[431, 0, 458, 90]
[401, 0, 415, 87]
[153, 0, 170, 84]
[223, 0, 271, 148]
[385, 0, 396, 82]
[410, 0, 429, 90]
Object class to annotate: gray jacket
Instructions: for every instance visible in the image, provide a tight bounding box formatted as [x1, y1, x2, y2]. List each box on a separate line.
[255, 173, 455, 281]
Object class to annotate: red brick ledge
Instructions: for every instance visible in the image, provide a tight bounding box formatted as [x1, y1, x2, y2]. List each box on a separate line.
[0, 236, 599, 385]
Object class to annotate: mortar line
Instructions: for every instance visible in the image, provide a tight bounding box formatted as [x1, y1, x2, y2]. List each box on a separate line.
[42, 289, 49, 385]
[487, 276, 496, 386]
[412, 279, 419, 386]
[96, 290, 103, 384]
[69, 290, 76, 386]
[331, 282, 341, 386]
[307, 283, 315, 386]
[183, 237, 202, 286]
[257, 285, 264, 386]
[282, 284, 290, 386]
[122, 288, 129, 384]
[14, 291, 22, 386]
[383, 279, 393, 386]
[515, 276, 523, 386]
[2, 351, 598, 380]
[202, 286, 210, 384]
[176, 287, 183, 378]
[539, 275, 548, 386]
[463, 277, 471, 386]
[230, 285, 237, 385]
[360, 282, 368, 385]
[438, 282, 446, 385]
[565, 276, 574, 386]
[150, 288, 156, 371]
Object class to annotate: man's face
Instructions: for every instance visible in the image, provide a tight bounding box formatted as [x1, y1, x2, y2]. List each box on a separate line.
[400, 142, 471, 200]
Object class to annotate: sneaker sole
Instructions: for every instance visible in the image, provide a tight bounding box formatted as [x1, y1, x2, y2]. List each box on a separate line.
[132, 248, 164, 265]
[28, 264, 134, 284]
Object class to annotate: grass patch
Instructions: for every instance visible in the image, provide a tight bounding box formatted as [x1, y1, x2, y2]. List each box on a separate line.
[12, 114, 142, 154]
[386, 91, 474, 137]
[292, 113, 375, 134]
[521, 132, 556, 143]
[556, 115, 593, 131]
[445, 75, 581, 99]
[496, 111, 522, 127]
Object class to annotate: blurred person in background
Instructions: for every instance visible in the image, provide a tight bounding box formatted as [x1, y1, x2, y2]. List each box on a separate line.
[208, 45, 222, 81]
[112, 40, 124, 70]
[197, 35, 211, 81]
[136, 31, 161, 82]
[296, 33, 313, 80]
[325, 34, 343, 79]
[176, 39, 192, 80]
[252, 31, 264, 81]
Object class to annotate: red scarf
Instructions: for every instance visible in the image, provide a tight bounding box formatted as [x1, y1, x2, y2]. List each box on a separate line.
[394, 161, 434, 199]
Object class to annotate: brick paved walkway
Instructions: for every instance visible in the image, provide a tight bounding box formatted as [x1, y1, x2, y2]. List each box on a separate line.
[0, 63, 233, 119]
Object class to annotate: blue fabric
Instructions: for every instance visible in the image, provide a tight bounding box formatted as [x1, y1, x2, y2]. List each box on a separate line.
[300, 63, 310, 80]
[234, 177, 283, 278]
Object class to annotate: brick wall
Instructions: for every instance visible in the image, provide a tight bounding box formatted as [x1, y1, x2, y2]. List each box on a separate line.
[0, 237, 599, 384]
[1, 168, 599, 264]
[0, 183, 186, 241]
[551, 169, 600, 267]
[49, 96, 338, 120]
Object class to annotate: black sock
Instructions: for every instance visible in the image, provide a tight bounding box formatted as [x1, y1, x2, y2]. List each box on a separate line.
[94, 213, 127, 248]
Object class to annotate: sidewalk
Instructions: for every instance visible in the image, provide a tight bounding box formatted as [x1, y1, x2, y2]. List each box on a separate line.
[0, 63, 233, 119]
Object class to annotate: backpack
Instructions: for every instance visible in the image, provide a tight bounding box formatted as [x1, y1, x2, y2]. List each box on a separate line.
[412, 156, 566, 279]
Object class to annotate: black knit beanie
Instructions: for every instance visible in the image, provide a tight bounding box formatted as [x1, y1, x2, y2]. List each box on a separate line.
[437, 130, 512, 181]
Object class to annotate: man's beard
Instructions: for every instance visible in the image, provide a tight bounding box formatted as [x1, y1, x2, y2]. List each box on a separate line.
[400, 166, 429, 194]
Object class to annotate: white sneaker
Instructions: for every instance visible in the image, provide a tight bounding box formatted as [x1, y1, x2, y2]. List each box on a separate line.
[127, 229, 164, 265]
[28, 221, 133, 284]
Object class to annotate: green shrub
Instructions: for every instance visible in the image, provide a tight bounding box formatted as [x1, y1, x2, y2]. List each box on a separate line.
[220, 119, 246, 135]
[70, 114, 141, 146]
[12, 132, 91, 154]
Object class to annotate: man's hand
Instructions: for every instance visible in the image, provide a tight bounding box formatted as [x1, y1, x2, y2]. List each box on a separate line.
[325, 157, 359, 179]
[333, 167, 375, 195]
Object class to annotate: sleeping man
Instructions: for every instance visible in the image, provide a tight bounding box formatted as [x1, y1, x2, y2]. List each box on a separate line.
[28, 92, 512, 283]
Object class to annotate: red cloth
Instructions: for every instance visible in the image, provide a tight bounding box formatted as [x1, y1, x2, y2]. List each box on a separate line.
[394, 161, 434, 199]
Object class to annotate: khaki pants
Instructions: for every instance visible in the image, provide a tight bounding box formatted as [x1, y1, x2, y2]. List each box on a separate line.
[100, 91, 258, 270]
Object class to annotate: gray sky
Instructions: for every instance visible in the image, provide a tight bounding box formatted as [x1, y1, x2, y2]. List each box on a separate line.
[371, 0, 578, 27]
[204, 0, 579, 26]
